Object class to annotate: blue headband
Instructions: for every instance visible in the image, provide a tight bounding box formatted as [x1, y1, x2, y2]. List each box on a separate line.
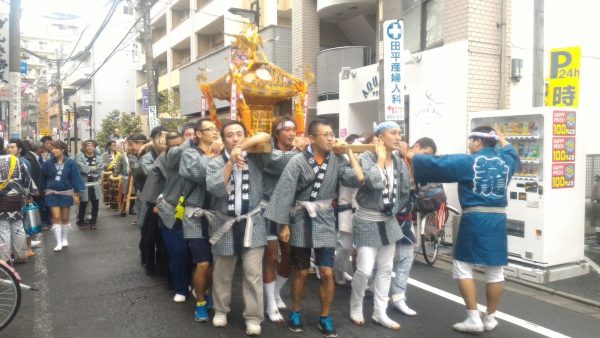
[374, 121, 401, 136]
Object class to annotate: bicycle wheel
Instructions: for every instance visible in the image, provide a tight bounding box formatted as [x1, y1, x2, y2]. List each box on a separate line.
[0, 262, 21, 330]
[421, 212, 442, 266]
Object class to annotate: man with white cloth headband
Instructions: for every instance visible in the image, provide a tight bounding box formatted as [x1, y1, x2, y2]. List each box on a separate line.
[399, 125, 519, 333]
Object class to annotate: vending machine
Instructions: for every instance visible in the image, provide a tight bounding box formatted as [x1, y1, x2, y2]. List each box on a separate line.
[470, 107, 588, 283]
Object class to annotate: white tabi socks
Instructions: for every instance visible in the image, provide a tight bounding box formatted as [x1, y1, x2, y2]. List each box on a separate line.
[61, 224, 70, 247]
[264, 281, 284, 323]
[453, 309, 484, 333]
[274, 275, 288, 309]
[52, 224, 62, 252]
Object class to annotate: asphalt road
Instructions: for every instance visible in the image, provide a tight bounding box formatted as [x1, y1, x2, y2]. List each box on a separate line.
[3, 208, 600, 337]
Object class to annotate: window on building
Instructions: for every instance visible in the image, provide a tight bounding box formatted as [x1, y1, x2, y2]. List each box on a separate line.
[401, 0, 443, 53]
[123, 6, 134, 15]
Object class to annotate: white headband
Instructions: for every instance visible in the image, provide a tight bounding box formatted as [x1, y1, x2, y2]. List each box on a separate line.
[276, 120, 296, 131]
[469, 131, 499, 140]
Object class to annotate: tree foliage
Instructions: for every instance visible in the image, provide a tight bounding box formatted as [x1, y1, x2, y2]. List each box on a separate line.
[96, 110, 143, 146]
[159, 89, 185, 131]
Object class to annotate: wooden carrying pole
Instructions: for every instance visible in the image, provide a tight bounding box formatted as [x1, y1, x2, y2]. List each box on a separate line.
[246, 143, 375, 154]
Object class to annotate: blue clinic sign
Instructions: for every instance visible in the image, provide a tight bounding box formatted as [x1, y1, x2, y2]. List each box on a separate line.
[383, 20, 405, 121]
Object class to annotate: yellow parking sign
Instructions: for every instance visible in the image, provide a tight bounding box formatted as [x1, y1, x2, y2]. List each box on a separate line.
[545, 46, 580, 107]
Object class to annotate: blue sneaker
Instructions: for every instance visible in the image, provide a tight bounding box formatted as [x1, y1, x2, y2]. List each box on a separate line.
[289, 311, 304, 333]
[195, 304, 209, 322]
[318, 316, 337, 337]
[205, 293, 214, 310]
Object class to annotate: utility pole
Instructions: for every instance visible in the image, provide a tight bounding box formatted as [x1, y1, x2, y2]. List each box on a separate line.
[9, 0, 21, 138]
[137, 0, 157, 113]
[72, 102, 77, 153]
[56, 58, 63, 140]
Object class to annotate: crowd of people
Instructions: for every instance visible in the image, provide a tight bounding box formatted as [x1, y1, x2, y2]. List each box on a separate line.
[0, 116, 519, 337]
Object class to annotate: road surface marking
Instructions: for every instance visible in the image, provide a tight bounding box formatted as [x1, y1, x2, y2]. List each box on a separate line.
[33, 241, 54, 338]
[408, 278, 571, 338]
[584, 256, 600, 274]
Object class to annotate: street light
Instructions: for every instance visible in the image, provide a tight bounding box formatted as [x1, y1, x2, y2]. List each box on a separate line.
[228, 0, 260, 27]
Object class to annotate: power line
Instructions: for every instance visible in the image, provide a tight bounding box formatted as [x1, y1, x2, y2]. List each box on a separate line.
[21, 0, 121, 63]
[38, 3, 149, 114]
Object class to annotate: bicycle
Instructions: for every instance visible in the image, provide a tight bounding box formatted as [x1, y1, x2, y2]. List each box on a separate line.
[418, 204, 461, 266]
[0, 255, 38, 330]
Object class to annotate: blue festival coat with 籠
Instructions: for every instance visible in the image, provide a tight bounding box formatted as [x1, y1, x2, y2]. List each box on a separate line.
[412, 145, 519, 266]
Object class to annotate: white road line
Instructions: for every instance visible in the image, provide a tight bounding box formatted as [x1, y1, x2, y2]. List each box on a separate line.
[32, 240, 54, 338]
[584, 256, 600, 274]
[408, 278, 571, 338]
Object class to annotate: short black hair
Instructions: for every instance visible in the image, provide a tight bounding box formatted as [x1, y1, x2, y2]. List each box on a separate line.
[40, 136, 53, 144]
[345, 134, 360, 144]
[128, 133, 148, 143]
[106, 140, 116, 148]
[470, 126, 497, 148]
[8, 138, 23, 151]
[150, 126, 166, 139]
[413, 137, 437, 154]
[307, 118, 332, 136]
[182, 123, 196, 132]
[21, 140, 32, 153]
[220, 120, 247, 140]
[196, 118, 214, 131]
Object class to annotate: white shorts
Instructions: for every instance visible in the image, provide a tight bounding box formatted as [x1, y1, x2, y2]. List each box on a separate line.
[452, 259, 505, 283]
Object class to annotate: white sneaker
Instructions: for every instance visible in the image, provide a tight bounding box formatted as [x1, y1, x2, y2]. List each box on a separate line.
[213, 312, 228, 327]
[266, 307, 284, 323]
[245, 322, 261, 336]
[31, 240, 42, 248]
[372, 313, 401, 330]
[482, 312, 498, 331]
[391, 299, 417, 316]
[173, 294, 186, 303]
[452, 317, 484, 333]
[275, 294, 286, 310]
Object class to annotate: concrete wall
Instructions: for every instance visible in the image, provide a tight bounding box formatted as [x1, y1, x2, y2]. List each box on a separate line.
[467, 0, 512, 112]
[90, 8, 136, 136]
[292, 0, 319, 111]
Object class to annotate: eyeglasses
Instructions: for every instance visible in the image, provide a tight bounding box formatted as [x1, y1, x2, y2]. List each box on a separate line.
[313, 132, 336, 138]
[200, 127, 218, 132]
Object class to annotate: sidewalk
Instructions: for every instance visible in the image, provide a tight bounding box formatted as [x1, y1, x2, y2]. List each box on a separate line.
[543, 237, 600, 305]
[437, 237, 600, 307]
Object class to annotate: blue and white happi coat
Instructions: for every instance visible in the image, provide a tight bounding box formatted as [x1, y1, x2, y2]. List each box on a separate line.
[412, 145, 519, 266]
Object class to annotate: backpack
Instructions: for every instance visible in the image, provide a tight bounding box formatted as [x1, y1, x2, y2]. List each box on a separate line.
[416, 182, 447, 213]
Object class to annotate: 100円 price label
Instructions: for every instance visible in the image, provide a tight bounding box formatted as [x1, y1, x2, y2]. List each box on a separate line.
[552, 163, 575, 189]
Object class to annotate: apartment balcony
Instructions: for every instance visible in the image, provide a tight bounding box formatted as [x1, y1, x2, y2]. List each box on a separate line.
[158, 69, 180, 92]
[69, 90, 94, 108]
[316, 46, 371, 115]
[317, 0, 377, 22]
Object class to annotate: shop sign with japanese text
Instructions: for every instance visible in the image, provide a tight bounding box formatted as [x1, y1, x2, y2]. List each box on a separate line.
[383, 20, 404, 121]
[551, 163, 575, 189]
[551, 137, 576, 162]
[0, 13, 8, 101]
[552, 110, 576, 136]
[545, 46, 580, 107]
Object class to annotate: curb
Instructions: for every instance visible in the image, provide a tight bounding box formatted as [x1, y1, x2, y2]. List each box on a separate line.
[435, 253, 600, 309]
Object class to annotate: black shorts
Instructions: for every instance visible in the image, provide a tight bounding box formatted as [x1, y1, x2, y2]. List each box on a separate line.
[188, 238, 212, 264]
[290, 246, 335, 270]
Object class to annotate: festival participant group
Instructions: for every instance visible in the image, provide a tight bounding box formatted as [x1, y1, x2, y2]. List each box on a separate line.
[0, 116, 519, 337]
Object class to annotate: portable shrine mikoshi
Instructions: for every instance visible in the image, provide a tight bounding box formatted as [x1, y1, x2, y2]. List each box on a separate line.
[197, 24, 314, 136]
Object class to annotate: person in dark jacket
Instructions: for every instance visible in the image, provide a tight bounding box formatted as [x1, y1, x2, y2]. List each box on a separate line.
[41, 141, 85, 252]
